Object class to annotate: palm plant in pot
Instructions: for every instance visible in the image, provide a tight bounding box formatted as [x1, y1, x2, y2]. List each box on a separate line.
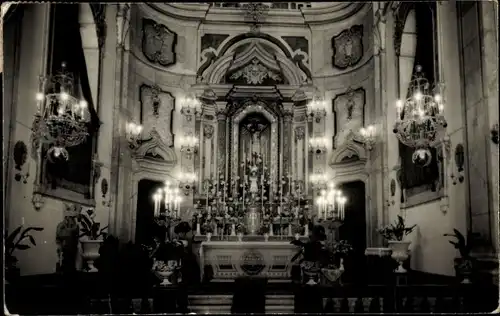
[444, 229, 478, 284]
[378, 215, 416, 273]
[5, 225, 44, 282]
[78, 208, 108, 272]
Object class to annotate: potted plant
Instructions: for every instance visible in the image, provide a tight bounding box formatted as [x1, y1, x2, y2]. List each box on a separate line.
[78, 208, 108, 272]
[202, 221, 214, 241]
[444, 229, 478, 284]
[5, 225, 44, 282]
[378, 215, 416, 273]
[236, 224, 246, 241]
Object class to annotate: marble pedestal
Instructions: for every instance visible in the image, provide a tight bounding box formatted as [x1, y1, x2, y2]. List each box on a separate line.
[199, 240, 302, 282]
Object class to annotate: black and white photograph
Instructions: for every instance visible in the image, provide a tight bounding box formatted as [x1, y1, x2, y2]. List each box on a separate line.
[2, 1, 499, 314]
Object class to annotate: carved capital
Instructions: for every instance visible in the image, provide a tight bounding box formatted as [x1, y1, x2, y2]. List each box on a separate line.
[295, 127, 305, 141]
[204, 125, 214, 139]
[216, 111, 227, 121]
[283, 111, 293, 123]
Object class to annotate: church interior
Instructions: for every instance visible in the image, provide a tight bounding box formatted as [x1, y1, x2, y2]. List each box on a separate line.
[2, 2, 499, 314]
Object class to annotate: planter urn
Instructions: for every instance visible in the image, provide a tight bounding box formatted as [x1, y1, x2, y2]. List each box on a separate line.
[388, 240, 411, 273]
[81, 239, 104, 272]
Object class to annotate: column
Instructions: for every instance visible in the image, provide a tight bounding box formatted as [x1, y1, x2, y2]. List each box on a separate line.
[282, 109, 293, 195]
[216, 111, 227, 180]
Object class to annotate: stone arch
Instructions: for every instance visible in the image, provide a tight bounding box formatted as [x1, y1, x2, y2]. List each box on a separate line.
[329, 141, 367, 165]
[133, 130, 178, 171]
[201, 38, 307, 86]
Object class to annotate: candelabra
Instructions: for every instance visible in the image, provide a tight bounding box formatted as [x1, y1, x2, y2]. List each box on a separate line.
[316, 182, 347, 221]
[356, 125, 377, 151]
[179, 134, 199, 160]
[180, 94, 202, 121]
[126, 122, 143, 149]
[307, 96, 327, 122]
[31, 62, 91, 160]
[152, 181, 183, 219]
[309, 137, 328, 156]
[393, 65, 447, 166]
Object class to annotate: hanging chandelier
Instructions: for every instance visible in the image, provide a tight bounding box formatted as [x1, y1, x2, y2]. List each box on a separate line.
[393, 65, 447, 166]
[31, 62, 91, 160]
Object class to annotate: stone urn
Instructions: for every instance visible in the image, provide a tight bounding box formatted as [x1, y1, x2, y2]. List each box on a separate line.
[81, 239, 104, 272]
[388, 240, 411, 273]
[454, 257, 474, 284]
[153, 260, 179, 286]
[206, 232, 212, 241]
[237, 232, 244, 242]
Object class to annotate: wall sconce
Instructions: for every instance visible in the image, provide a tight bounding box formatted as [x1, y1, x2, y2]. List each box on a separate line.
[178, 172, 197, 195]
[309, 137, 327, 157]
[126, 122, 143, 149]
[179, 135, 199, 159]
[491, 123, 499, 145]
[307, 97, 327, 123]
[309, 172, 328, 189]
[357, 124, 377, 150]
[180, 95, 202, 122]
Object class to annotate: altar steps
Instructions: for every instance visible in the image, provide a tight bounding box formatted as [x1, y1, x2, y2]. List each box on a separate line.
[187, 294, 295, 314]
[188, 294, 232, 314]
[265, 294, 295, 313]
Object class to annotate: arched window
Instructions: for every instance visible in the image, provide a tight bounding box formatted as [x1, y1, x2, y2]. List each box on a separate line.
[38, 4, 100, 204]
[395, 2, 443, 205]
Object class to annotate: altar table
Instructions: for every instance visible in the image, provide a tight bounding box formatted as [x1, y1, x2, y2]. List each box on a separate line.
[199, 241, 301, 282]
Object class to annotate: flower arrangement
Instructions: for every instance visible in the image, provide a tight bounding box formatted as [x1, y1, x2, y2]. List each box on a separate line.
[378, 215, 416, 241]
[78, 208, 108, 240]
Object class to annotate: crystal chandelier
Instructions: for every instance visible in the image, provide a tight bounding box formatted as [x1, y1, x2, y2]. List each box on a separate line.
[32, 62, 91, 160]
[316, 182, 347, 221]
[393, 65, 447, 166]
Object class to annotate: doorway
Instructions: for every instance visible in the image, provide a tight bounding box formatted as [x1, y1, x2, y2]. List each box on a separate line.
[135, 179, 163, 245]
[337, 180, 366, 283]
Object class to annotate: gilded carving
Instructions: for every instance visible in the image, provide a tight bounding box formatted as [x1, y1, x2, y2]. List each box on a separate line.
[142, 18, 177, 67]
[331, 25, 364, 69]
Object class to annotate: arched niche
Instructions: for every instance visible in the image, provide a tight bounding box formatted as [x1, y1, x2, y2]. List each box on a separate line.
[200, 38, 307, 86]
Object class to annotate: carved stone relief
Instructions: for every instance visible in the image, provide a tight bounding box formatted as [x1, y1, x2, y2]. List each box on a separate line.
[331, 25, 364, 69]
[295, 127, 305, 141]
[204, 125, 215, 139]
[142, 18, 177, 67]
[139, 84, 175, 147]
[229, 59, 282, 85]
[332, 87, 366, 149]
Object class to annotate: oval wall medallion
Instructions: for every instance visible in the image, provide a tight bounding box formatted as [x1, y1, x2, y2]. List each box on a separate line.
[240, 249, 265, 276]
[454, 144, 465, 172]
[101, 178, 108, 198]
[390, 179, 396, 197]
[13, 141, 28, 171]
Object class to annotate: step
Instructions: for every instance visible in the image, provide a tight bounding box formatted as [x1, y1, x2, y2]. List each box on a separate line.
[188, 294, 232, 305]
[190, 305, 231, 314]
[265, 305, 295, 313]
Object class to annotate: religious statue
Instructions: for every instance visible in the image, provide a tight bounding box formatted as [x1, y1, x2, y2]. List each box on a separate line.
[56, 215, 80, 274]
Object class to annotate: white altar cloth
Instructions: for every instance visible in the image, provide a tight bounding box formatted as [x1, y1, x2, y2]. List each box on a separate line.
[199, 241, 301, 282]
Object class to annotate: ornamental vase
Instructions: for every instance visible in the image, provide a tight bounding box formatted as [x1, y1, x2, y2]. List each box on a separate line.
[388, 240, 411, 273]
[80, 239, 104, 272]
